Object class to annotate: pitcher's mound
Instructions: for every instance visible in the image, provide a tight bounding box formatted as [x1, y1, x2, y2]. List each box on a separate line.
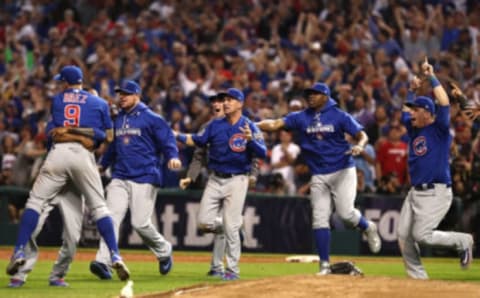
[142, 274, 480, 298]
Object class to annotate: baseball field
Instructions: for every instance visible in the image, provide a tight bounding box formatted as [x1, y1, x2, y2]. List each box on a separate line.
[0, 247, 479, 298]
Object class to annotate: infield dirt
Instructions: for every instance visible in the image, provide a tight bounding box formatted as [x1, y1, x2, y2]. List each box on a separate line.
[141, 274, 480, 298]
[0, 249, 477, 298]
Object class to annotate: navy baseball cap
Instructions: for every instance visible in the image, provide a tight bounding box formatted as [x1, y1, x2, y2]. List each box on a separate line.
[304, 82, 330, 97]
[405, 96, 435, 114]
[53, 65, 83, 84]
[218, 88, 244, 102]
[208, 94, 224, 101]
[115, 80, 141, 95]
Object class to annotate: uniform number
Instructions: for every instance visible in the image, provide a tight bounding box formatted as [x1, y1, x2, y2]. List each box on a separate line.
[63, 104, 81, 126]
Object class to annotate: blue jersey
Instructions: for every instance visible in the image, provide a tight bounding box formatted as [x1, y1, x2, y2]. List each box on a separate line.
[51, 88, 112, 136]
[101, 102, 179, 186]
[402, 105, 452, 186]
[283, 98, 363, 175]
[192, 116, 266, 174]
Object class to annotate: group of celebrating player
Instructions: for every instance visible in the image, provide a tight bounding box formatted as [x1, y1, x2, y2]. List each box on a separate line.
[5, 56, 475, 287]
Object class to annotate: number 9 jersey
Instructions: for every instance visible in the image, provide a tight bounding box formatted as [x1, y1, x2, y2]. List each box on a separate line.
[51, 88, 113, 132]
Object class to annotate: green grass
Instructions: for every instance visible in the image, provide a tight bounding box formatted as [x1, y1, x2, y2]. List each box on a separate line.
[0, 250, 478, 298]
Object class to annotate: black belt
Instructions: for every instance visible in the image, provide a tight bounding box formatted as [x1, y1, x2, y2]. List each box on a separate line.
[213, 171, 246, 178]
[413, 183, 451, 191]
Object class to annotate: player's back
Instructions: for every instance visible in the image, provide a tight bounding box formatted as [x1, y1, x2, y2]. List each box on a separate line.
[51, 88, 111, 129]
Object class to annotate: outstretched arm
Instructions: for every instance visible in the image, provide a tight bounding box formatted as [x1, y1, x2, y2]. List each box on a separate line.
[256, 118, 285, 132]
[174, 131, 196, 146]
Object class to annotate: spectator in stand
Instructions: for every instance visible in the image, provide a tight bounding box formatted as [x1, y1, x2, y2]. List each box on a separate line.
[1, 134, 20, 223]
[346, 134, 376, 193]
[375, 122, 408, 187]
[270, 130, 301, 195]
[366, 105, 390, 145]
[0, 2, 478, 246]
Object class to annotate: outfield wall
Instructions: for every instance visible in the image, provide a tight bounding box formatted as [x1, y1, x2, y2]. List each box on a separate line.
[0, 187, 463, 256]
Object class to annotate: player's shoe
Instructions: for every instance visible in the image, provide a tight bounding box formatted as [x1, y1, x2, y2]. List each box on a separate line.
[460, 235, 474, 270]
[159, 256, 173, 275]
[365, 221, 381, 254]
[222, 272, 239, 281]
[316, 261, 331, 276]
[111, 254, 130, 281]
[8, 278, 25, 288]
[206, 269, 224, 277]
[49, 278, 69, 287]
[89, 261, 113, 280]
[6, 250, 26, 276]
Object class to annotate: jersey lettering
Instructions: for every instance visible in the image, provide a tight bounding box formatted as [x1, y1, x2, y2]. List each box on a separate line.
[63, 104, 81, 127]
[63, 93, 87, 103]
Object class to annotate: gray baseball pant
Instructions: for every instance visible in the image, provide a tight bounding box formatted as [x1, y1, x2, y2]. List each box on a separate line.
[310, 167, 361, 228]
[96, 179, 171, 265]
[397, 184, 472, 279]
[12, 186, 84, 282]
[197, 174, 248, 275]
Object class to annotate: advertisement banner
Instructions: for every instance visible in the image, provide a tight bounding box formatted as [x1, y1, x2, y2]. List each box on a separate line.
[34, 190, 417, 255]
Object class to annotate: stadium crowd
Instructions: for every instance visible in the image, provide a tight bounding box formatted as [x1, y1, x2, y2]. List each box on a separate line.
[0, 0, 479, 236]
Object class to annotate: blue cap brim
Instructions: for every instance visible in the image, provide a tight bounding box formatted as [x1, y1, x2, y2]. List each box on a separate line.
[114, 87, 136, 94]
[53, 74, 62, 81]
[218, 92, 242, 101]
[304, 88, 327, 96]
[405, 102, 434, 113]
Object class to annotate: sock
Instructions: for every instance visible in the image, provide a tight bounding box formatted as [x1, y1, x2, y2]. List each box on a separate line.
[15, 208, 40, 252]
[96, 216, 119, 255]
[314, 228, 330, 262]
[357, 216, 369, 231]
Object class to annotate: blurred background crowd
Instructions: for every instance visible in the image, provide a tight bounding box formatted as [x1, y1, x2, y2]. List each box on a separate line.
[0, 0, 479, 235]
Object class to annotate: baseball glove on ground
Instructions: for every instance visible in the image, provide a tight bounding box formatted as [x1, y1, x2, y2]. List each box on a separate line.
[330, 261, 364, 276]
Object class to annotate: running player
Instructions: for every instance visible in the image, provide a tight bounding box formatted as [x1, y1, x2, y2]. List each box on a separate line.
[6, 65, 130, 283]
[397, 58, 474, 279]
[90, 80, 181, 279]
[256, 82, 381, 275]
[8, 88, 104, 288]
[179, 93, 259, 277]
[175, 88, 266, 280]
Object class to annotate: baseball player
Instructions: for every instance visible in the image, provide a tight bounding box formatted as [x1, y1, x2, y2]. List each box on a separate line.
[6, 65, 130, 283]
[8, 184, 84, 287]
[397, 59, 473, 279]
[89, 80, 181, 279]
[175, 88, 266, 280]
[256, 82, 381, 275]
[179, 93, 259, 277]
[8, 88, 106, 288]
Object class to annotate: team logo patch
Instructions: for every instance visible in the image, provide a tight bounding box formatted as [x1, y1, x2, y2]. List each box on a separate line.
[229, 133, 247, 152]
[413, 136, 427, 156]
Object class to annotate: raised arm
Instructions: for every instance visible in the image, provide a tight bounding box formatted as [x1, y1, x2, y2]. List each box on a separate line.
[450, 81, 480, 120]
[422, 57, 449, 106]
